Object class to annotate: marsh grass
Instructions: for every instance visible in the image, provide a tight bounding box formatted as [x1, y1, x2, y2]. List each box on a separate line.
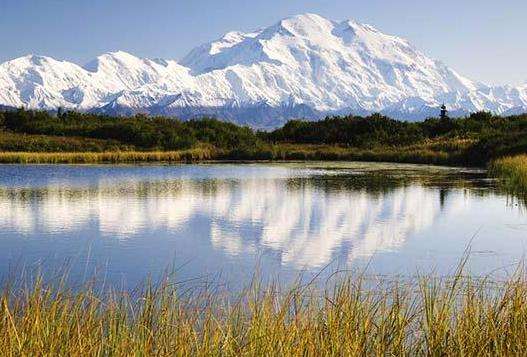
[268, 144, 453, 165]
[265, 138, 474, 166]
[2, 264, 527, 356]
[0, 137, 475, 166]
[490, 155, 527, 194]
[0, 146, 216, 164]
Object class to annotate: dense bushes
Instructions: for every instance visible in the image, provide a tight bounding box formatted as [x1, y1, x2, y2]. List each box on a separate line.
[265, 114, 423, 146]
[265, 112, 527, 164]
[0, 132, 131, 152]
[267, 112, 527, 148]
[0, 109, 258, 151]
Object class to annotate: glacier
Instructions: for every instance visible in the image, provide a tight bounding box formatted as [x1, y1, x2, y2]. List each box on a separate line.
[1, 13, 526, 129]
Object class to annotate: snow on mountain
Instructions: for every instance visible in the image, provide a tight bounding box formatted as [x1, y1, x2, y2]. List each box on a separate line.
[0, 13, 526, 128]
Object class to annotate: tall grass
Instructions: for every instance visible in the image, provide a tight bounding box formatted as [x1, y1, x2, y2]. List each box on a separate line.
[265, 138, 474, 166]
[0, 147, 216, 164]
[0, 137, 477, 165]
[490, 154, 527, 194]
[2, 268, 527, 355]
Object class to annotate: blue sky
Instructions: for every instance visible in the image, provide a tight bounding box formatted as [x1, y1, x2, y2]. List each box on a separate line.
[0, 0, 525, 85]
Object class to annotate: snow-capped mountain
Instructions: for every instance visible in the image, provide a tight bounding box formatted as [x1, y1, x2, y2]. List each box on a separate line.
[1, 13, 526, 128]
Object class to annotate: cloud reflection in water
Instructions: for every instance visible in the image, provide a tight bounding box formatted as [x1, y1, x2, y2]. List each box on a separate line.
[0, 169, 459, 270]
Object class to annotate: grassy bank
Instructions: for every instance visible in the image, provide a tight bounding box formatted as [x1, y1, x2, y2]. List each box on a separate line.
[0, 147, 459, 165]
[1, 109, 527, 166]
[0, 147, 216, 164]
[266, 138, 473, 166]
[490, 154, 527, 193]
[2, 269, 527, 355]
[0, 138, 475, 165]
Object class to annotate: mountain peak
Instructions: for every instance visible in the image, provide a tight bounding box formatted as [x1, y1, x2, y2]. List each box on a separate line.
[103, 50, 139, 60]
[279, 13, 331, 26]
[2, 54, 57, 68]
[84, 50, 143, 73]
[92, 50, 143, 66]
[265, 13, 335, 39]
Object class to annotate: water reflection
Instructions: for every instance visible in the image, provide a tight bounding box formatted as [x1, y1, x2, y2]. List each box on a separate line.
[0, 165, 497, 270]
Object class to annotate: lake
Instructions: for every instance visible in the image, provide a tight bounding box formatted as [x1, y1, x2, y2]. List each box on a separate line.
[0, 162, 525, 288]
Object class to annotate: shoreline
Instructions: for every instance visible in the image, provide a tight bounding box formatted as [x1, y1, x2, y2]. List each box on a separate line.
[0, 146, 477, 167]
[0, 158, 484, 172]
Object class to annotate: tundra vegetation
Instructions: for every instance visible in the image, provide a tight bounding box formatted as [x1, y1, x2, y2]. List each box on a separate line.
[0, 108, 527, 189]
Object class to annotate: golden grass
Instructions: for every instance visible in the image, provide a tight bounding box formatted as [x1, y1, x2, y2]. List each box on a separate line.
[0, 147, 216, 164]
[490, 154, 527, 193]
[0, 137, 476, 165]
[2, 266, 527, 356]
[268, 138, 474, 165]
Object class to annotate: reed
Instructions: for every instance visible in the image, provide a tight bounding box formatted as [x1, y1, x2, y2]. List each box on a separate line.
[1, 267, 527, 356]
[0, 138, 479, 166]
[490, 154, 527, 193]
[266, 139, 472, 166]
[0, 147, 216, 164]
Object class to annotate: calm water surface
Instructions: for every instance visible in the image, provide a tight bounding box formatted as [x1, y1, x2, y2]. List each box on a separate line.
[0, 162, 525, 287]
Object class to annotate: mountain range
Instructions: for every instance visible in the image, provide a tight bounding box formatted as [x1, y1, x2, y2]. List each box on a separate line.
[1, 13, 526, 128]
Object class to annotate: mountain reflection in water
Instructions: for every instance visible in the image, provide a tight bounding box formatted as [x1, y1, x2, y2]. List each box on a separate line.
[0, 165, 497, 272]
